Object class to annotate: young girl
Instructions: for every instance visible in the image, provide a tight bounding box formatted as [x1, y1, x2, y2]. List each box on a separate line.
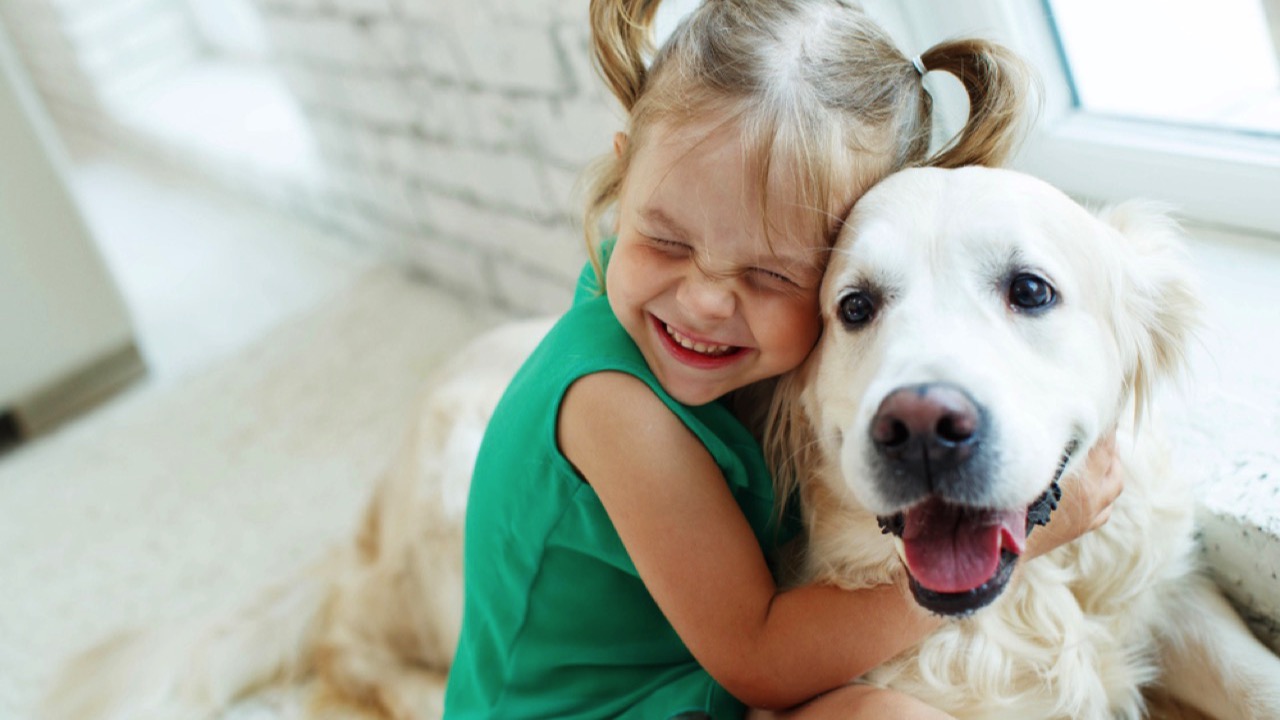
[444, 1, 1121, 718]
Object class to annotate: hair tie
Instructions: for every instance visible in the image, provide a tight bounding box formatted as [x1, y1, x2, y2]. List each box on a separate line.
[911, 55, 927, 76]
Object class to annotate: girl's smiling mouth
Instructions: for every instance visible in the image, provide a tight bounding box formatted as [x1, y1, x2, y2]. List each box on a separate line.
[649, 314, 748, 368]
[664, 324, 734, 356]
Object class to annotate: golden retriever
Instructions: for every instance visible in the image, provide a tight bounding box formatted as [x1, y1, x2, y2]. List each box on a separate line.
[44, 167, 1280, 719]
[765, 166, 1280, 718]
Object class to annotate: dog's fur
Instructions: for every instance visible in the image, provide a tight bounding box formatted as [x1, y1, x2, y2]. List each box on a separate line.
[42, 318, 552, 719]
[44, 168, 1280, 720]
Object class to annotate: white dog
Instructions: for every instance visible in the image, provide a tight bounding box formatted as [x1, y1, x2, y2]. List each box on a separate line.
[44, 168, 1280, 720]
[765, 166, 1280, 719]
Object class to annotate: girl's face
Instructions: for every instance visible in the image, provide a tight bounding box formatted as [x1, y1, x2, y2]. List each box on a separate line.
[607, 121, 829, 407]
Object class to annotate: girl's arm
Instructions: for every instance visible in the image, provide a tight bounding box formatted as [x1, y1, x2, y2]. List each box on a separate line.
[559, 372, 1118, 710]
[562, 371, 928, 709]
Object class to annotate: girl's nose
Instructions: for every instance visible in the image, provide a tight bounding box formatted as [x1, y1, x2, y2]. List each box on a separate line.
[677, 271, 736, 319]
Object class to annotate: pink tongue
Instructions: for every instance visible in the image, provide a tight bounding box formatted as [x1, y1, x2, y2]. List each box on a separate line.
[901, 497, 1028, 594]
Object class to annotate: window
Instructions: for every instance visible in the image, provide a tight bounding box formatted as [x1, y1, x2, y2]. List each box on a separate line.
[871, 0, 1280, 237]
[1047, 0, 1280, 137]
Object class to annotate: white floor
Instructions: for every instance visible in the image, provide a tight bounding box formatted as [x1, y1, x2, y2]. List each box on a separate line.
[0, 150, 506, 719]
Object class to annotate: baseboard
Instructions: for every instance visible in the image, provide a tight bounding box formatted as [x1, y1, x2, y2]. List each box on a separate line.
[7, 342, 148, 441]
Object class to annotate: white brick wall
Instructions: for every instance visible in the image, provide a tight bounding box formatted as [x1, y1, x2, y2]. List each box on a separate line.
[248, 0, 619, 314]
[1, 0, 620, 316]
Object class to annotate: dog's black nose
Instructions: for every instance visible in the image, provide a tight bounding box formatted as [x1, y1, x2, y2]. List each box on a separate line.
[871, 383, 981, 475]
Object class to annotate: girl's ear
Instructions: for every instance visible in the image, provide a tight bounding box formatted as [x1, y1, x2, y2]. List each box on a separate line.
[611, 132, 629, 234]
[1099, 201, 1200, 421]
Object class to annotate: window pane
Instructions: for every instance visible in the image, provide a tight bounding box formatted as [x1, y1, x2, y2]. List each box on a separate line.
[1046, 0, 1280, 137]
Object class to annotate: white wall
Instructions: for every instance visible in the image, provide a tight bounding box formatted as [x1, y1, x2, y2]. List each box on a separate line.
[251, 0, 621, 313]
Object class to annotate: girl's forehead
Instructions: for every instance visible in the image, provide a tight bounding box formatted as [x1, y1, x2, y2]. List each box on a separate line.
[632, 120, 822, 230]
[633, 117, 746, 181]
[633, 113, 876, 249]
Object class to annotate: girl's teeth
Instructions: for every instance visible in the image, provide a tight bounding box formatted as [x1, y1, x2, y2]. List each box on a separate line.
[665, 324, 732, 356]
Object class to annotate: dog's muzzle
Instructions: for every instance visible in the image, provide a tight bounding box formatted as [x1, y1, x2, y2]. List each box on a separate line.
[870, 382, 1076, 616]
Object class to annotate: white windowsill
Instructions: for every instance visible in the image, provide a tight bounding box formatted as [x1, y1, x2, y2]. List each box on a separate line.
[1018, 113, 1280, 238]
[1164, 222, 1280, 650]
[106, 58, 321, 185]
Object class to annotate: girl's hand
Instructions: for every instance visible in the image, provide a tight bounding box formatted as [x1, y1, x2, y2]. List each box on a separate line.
[1024, 430, 1124, 560]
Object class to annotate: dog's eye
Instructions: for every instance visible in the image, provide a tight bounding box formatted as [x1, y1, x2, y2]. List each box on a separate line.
[1008, 273, 1056, 311]
[838, 291, 876, 328]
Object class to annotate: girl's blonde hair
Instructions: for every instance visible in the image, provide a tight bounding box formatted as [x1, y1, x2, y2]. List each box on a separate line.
[583, 0, 1033, 286]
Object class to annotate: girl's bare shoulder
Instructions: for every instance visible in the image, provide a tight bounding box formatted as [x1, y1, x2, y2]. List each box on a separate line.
[558, 371, 712, 484]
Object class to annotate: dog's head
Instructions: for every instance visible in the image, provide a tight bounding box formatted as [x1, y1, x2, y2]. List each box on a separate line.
[768, 166, 1198, 616]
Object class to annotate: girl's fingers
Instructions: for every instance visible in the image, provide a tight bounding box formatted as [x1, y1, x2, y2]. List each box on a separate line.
[1080, 428, 1123, 522]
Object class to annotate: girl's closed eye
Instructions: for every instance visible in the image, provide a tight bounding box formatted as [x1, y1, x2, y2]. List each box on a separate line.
[645, 235, 693, 255]
[749, 266, 804, 292]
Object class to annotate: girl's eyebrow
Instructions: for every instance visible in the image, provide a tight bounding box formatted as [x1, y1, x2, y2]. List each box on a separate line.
[759, 247, 826, 278]
[639, 207, 691, 243]
[770, 256, 826, 285]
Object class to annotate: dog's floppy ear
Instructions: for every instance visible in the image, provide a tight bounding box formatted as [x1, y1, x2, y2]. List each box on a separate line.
[1098, 201, 1201, 421]
[764, 366, 819, 524]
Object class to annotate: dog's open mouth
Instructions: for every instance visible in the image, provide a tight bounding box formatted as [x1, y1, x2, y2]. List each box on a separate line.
[877, 439, 1077, 616]
[884, 499, 1026, 616]
[878, 478, 1066, 617]
[904, 499, 1026, 592]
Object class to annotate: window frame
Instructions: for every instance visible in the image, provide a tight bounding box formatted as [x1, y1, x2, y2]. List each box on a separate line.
[880, 0, 1280, 238]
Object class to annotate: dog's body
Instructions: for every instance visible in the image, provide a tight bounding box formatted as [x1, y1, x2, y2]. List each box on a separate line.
[45, 168, 1280, 720]
[43, 317, 553, 720]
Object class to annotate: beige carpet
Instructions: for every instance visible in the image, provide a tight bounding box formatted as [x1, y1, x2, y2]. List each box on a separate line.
[0, 267, 508, 719]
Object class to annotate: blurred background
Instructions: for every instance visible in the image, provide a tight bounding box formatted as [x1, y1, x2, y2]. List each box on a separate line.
[0, 0, 1277, 717]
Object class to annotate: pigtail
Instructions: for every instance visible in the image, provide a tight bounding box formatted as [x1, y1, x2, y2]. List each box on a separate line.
[581, 0, 664, 294]
[917, 39, 1036, 169]
[580, 151, 626, 297]
[589, 0, 663, 112]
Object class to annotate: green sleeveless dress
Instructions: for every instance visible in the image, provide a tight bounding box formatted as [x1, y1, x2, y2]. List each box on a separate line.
[443, 261, 796, 719]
